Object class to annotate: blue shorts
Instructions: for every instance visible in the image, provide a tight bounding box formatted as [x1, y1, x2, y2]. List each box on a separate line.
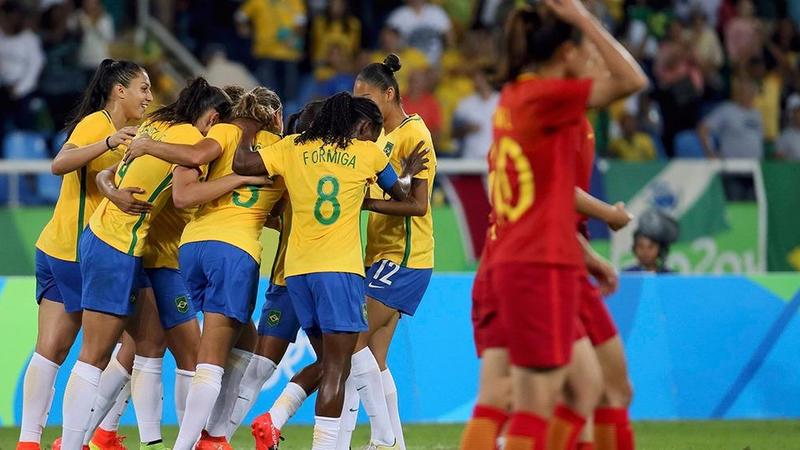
[285, 272, 367, 334]
[365, 260, 432, 316]
[179, 241, 259, 324]
[257, 283, 321, 341]
[35, 249, 83, 313]
[145, 268, 196, 329]
[79, 227, 146, 316]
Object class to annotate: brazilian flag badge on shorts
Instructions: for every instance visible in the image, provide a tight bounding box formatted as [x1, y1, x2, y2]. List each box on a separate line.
[175, 295, 189, 314]
[362, 303, 368, 322]
[267, 309, 281, 327]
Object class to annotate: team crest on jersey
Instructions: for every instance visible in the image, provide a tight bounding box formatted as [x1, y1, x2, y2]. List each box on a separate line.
[267, 309, 281, 327]
[175, 295, 189, 314]
[383, 142, 394, 157]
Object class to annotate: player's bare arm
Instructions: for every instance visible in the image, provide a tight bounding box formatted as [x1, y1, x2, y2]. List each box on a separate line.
[124, 135, 222, 167]
[52, 126, 137, 175]
[95, 163, 152, 215]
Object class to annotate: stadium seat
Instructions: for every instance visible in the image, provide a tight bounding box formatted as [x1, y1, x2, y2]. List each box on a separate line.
[51, 129, 69, 156]
[674, 130, 706, 158]
[2, 131, 54, 205]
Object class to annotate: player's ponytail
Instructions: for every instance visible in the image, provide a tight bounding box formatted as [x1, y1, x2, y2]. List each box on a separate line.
[232, 87, 283, 134]
[223, 85, 245, 104]
[356, 53, 403, 104]
[65, 58, 144, 133]
[497, 5, 581, 83]
[296, 92, 382, 148]
[148, 77, 232, 126]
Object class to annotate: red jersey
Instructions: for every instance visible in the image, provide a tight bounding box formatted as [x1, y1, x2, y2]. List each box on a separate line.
[577, 117, 595, 238]
[489, 76, 591, 267]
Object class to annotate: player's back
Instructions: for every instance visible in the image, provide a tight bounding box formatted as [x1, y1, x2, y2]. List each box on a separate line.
[490, 75, 592, 268]
[181, 123, 285, 263]
[259, 135, 390, 277]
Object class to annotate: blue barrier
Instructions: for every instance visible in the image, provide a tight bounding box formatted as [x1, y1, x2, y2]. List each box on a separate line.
[5, 274, 800, 426]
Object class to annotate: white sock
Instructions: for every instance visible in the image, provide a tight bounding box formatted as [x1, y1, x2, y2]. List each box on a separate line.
[98, 380, 131, 432]
[351, 348, 394, 445]
[62, 361, 102, 450]
[335, 376, 359, 450]
[269, 382, 308, 430]
[227, 354, 277, 439]
[19, 352, 60, 443]
[174, 369, 195, 426]
[312, 416, 340, 450]
[173, 364, 224, 450]
[131, 355, 164, 443]
[206, 348, 253, 437]
[82, 356, 131, 445]
[382, 368, 406, 450]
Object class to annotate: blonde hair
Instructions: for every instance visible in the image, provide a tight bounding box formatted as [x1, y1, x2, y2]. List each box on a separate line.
[231, 87, 282, 133]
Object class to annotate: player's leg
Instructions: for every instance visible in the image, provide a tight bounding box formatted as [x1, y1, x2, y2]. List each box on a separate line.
[19, 252, 82, 450]
[593, 336, 634, 450]
[349, 297, 398, 446]
[62, 310, 128, 450]
[127, 287, 169, 449]
[368, 313, 405, 449]
[173, 313, 242, 450]
[553, 336, 603, 450]
[82, 333, 136, 449]
[459, 348, 511, 450]
[316, 331, 359, 449]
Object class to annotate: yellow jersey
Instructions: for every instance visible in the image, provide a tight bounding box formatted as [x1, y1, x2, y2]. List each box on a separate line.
[258, 136, 391, 277]
[180, 124, 285, 263]
[143, 202, 198, 270]
[365, 114, 437, 269]
[268, 196, 291, 287]
[90, 121, 204, 256]
[238, 0, 305, 61]
[36, 110, 121, 261]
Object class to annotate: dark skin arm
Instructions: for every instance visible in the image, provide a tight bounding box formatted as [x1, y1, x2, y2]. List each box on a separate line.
[232, 118, 271, 176]
[264, 195, 288, 230]
[362, 144, 431, 216]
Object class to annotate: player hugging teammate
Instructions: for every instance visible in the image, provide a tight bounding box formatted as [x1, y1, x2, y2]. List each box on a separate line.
[461, 1, 647, 450]
[19, 45, 436, 450]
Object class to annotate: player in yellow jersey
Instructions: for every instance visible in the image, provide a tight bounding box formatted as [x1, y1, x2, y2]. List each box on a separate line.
[18, 59, 151, 450]
[227, 100, 327, 443]
[232, 92, 428, 450]
[57, 79, 238, 450]
[333, 54, 438, 450]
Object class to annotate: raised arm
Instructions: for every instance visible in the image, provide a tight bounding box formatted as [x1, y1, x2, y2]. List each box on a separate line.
[546, 0, 648, 108]
[123, 135, 223, 167]
[575, 187, 632, 231]
[95, 163, 153, 215]
[171, 166, 270, 209]
[232, 119, 271, 176]
[52, 126, 138, 175]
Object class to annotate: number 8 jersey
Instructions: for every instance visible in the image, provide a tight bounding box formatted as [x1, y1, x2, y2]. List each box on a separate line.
[258, 135, 393, 277]
[489, 75, 592, 268]
[180, 123, 285, 264]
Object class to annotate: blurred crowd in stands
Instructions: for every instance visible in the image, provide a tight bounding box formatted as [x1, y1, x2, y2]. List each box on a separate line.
[1, 0, 800, 162]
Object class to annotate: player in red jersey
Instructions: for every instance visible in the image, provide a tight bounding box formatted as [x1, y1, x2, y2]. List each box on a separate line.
[460, 1, 646, 449]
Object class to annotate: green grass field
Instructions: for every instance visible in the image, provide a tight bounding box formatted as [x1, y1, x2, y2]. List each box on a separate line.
[2, 421, 800, 450]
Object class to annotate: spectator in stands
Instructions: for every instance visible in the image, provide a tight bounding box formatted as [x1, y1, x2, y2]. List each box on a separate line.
[452, 66, 498, 160]
[403, 68, 442, 146]
[39, 1, 86, 133]
[386, 0, 453, 63]
[748, 56, 782, 146]
[625, 209, 678, 273]
[310, 0, 361, 64]
[236, 0, 306, 101]
[610, 112, 658, 161]
[371, 26, 428, 93]
[0, 1, 45, 137]
[72, 0, 114, 73]
[725, 0, 761, 68]
[313, 39, 356, 98]
[202, 45, 258, 91]
[698, 77, 764, 159]
[688, 8, 724, 94]
[765, 18, 800, 78]
[776, 94, 800, 160]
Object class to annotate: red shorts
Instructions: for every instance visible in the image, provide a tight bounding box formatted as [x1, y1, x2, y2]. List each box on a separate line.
[577, 274, 618, 346]
[471, 262, 506, 357]
[490, 263, 580, 368]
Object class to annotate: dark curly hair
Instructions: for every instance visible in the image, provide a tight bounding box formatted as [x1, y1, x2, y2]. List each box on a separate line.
[295, 92, 383, 148]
